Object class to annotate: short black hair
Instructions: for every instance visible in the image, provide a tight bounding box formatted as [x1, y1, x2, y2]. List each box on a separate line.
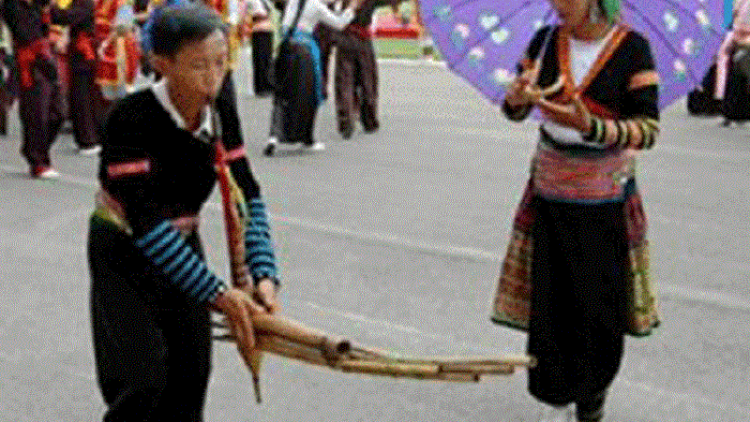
[150, 5, 226, 57]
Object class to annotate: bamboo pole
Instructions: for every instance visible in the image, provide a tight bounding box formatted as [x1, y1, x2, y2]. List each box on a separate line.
[213, 113, 264, 403]
[213, 313, 535, 386]
[257, 336, 331, 367]
[251, 314, 351, 361]
[337, 360, 441, 378]
[433, 373, 482, 383]
[440, 363, 515, 375]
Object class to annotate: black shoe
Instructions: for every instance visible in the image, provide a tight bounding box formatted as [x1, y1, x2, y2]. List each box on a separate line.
[341, 126, 353, 140]
[576, 390, 606, 422]
[263, 142, 275, 156]
[363, 121, 380, 134]
[722, 119, 732, 127]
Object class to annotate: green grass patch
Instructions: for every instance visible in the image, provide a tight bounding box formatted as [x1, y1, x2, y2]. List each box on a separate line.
[373, 38, 442, 61]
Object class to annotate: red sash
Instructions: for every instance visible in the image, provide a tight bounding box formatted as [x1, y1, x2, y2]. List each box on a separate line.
[346, 24, 372, 40]
[74, 32, 96, 62]
[15, 39, 53, 89]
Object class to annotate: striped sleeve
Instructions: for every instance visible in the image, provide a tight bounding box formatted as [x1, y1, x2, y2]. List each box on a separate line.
[583, 115, 659, 150]
[244, 198, 279, 286]
[134, 221, 228, 303]
[583, 32, 660, 151]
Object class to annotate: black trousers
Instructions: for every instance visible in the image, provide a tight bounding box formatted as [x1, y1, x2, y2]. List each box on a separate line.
[88, 218, 211, 422]
[722, 47, 750, 122]
[334, 36, 379, 133]
[18, 62, 63, 167]
[269, 43, 317, 145]
[251, 31, 274, 96]
[528, 197, 628, 421]
[68, 55, 98, 148]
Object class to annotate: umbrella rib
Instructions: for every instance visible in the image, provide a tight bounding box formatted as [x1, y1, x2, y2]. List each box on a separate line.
[487, 11, 556, 106]
[443, 1, 550, 70]
[432, 0, 486, 16]
[622, 0, 702, 86]
[648, 0, 726, 38]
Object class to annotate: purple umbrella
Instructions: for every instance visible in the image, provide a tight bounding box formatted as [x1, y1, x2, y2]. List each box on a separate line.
[420, 0, 725, 109]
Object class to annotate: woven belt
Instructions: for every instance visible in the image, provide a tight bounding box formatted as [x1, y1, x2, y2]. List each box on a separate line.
[531, 143, 635, 202]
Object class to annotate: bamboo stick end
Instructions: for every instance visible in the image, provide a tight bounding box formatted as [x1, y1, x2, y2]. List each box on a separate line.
[252, 375, 262, 404]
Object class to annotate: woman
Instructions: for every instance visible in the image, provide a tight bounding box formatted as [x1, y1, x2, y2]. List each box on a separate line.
[715, 0, 750, 126]
[495, 0, 660, 421]
[263, 0, 359, 155]
[88, 7, 280, 420]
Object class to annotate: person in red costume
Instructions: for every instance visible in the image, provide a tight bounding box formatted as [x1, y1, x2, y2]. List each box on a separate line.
[2, 0, 64, 178]
[51, 0, 101, 155]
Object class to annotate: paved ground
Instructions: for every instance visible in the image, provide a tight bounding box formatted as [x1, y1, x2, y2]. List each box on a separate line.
[1, 54, 749, 422]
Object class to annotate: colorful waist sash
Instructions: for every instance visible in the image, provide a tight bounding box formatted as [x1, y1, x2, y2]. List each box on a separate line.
[532, 142, 635, 203]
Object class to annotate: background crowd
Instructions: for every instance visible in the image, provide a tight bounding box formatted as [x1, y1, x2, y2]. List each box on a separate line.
[0, 0, 431, 178]
[0, 1, 742, 422]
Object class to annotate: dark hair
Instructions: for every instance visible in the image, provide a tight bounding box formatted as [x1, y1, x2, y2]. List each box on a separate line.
[150, 5, 226, 57]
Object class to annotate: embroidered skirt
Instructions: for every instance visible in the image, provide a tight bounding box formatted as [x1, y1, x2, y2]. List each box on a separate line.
[491, 179, 660, 337]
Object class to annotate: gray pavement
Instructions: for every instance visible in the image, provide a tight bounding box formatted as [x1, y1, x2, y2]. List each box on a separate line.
[1, 56, 749, 422]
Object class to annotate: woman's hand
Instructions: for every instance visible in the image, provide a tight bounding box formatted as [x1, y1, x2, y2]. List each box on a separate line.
[537, 94, 592, 134]
[504, 67, 537, 108]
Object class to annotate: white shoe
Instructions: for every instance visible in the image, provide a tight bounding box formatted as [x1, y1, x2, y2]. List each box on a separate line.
[303, 141, 325, 152]
[538, 404, 573, 422]
[33, 167, 60, 179]
[78, 145, 102, 156]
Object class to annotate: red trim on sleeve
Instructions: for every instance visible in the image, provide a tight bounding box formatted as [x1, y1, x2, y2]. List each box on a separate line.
[107, 160, 151, 178]
[225, 146, 246, 162]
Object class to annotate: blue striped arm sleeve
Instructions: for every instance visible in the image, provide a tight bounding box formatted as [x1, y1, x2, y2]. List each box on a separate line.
[134, 221, 228, 303]
[244, 198, 279, 285]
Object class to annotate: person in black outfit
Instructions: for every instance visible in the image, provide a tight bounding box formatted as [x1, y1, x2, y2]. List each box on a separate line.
[332, 0, 402, 139]
[88, 6, 280, 421]
[2, 0, 64, 178]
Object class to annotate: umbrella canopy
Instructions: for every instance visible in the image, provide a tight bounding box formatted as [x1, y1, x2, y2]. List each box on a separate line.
[420, 0, 725, 109]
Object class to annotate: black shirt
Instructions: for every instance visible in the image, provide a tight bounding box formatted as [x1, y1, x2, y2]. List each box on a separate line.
[2, 0, 51, 47]
[99, 88, 261, 237]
